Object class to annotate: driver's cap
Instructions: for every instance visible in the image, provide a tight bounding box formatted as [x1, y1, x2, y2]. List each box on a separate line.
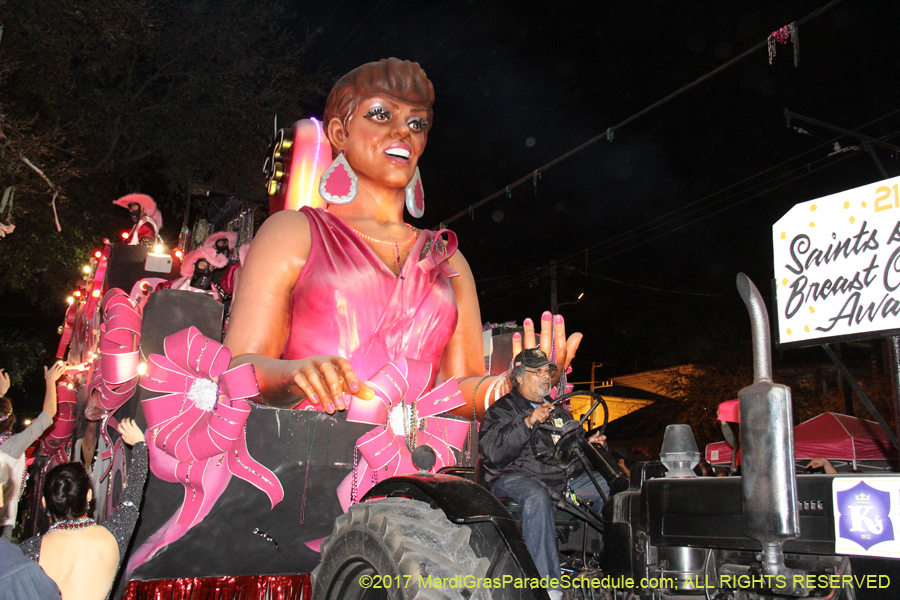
[513, 348, 558, 371]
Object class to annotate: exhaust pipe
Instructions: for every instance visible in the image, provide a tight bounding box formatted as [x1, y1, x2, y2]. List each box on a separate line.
[736, 273, 808, 596]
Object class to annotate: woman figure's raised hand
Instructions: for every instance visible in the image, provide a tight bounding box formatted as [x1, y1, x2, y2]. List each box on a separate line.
[284, 356, 375, 414]
[511, 311, 583, 386]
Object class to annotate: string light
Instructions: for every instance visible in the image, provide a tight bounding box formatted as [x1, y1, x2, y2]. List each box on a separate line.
[73, 290, 82, 298]
[92, 289, 101, 298]
[137, 363, 148, 375]
[66, 296, 74, 304]
[153, 243, 164, 253]
[121, 232, 129, 239]
[175, 249, 183, 259]
[94, 250, 102, 258]
[82, 265, 91, 274]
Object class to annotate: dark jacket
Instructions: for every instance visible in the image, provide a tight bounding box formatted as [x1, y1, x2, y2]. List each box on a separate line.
[479, 388, 580, 492]
[0, 539, 60, 599]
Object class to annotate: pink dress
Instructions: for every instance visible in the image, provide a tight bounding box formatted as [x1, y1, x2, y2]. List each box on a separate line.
[282, 207, 460, 394]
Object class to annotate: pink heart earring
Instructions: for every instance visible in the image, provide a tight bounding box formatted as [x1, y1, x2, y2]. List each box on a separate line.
[405, 167, 424, 218]
[319, 151, 358, 204]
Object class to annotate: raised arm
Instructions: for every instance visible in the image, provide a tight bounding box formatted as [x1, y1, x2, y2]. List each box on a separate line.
[103, 419, 149, 560]
[41, 362, 66, 418]
[226, 210, 309, 361]
[445, 259, 583, 420]
[0, 363, 66, 459]
[439, 249, 487, 382]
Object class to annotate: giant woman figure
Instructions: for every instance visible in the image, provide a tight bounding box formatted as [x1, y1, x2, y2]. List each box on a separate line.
[226, 58, 581, 427]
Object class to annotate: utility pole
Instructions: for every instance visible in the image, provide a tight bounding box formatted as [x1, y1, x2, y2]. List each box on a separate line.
[789, 110, 900, 445]
[784, 110, 899, 179]
[550, 260, 558, 314]
[590, 362, 603, 393]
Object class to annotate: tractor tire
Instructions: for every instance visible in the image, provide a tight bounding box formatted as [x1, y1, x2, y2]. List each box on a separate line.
[312, 498, 492, 600]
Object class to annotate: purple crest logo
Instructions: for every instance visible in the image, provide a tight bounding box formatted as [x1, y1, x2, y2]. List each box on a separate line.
[837, 482, 893, 550]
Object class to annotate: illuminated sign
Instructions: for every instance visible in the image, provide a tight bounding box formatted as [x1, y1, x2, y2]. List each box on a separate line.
[773, 175, 900, 346]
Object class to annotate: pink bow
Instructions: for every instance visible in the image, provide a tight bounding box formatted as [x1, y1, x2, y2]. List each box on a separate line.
[40, 384, 77, 468]
[87, 289, 143, 416]
[128, 327, 283, 569]
[417, 230, 460, 283]
[336, 357, 469, 511]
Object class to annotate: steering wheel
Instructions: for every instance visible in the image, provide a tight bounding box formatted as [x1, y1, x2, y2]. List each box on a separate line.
[528, 390, 629, 504]
[528, 391, 608, 470]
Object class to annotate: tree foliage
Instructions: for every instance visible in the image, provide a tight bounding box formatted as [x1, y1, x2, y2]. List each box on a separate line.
[0, 0, 330, 307]
[658, 349, 898, 450]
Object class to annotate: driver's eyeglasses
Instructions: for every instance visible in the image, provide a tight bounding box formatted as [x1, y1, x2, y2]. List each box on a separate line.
[525, 367, 555, 377]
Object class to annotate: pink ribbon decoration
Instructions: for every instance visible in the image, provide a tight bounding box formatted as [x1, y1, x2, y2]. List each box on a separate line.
[86, 289, 143, 417]
[336, 357, 469, 512]
[40, 384, 77, 468]
[128, 277, 167, 311]
[128, 327, 283, 570]
[416, 230, 460, 283]
[76, 245, 112, 331]
[55, 302, 76, 359]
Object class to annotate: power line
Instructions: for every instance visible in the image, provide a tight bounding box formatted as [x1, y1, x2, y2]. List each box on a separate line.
[478, 127, 900, 303]
[432, 0, 846, 228]
[559, 127, 900, 270]
[585, 273, 721, 298]
[586, 149, 860, 266]
[528, 108, 900, 275]
[330, 0, 391, 63]
[421, 0, 494, 63]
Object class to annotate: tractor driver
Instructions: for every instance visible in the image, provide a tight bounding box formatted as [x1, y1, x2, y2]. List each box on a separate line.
[479, 349, 608, 598]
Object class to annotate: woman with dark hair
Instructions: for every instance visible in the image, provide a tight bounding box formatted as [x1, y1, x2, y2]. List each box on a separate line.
[226, 58, 580, 415]
[0, 363, 66, 540]
[19, 419, 148, 600]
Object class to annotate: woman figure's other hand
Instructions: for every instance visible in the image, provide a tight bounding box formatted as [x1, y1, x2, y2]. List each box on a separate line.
[284, 356, 375, 414]
[512, 311, 583, 386]
[0, 368, 9, 396]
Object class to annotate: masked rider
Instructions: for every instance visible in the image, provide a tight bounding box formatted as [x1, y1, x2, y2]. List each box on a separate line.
[156, 246, 227, 301]
[112, 193, 162, 246]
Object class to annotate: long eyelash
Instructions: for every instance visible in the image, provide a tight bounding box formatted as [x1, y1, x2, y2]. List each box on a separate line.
[364, 106, 389, 119]
[410, 118, 429, 131]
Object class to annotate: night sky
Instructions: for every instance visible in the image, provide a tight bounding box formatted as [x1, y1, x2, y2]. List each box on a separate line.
[293, 0, 900, 377]
[5, 0, 900, 410]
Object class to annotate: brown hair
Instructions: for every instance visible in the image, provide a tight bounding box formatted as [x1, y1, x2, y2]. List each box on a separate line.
[0, 397, 14, 436]
[323, 58, 435, 143]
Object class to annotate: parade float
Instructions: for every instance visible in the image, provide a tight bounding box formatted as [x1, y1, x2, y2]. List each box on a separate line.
[39, 59, 900, 600]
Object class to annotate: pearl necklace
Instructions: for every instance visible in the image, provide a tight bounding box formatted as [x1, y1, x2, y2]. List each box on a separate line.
[348, 222, 419, 281]
[48, 516, 95, 532]
[348, 223, 418, 247]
